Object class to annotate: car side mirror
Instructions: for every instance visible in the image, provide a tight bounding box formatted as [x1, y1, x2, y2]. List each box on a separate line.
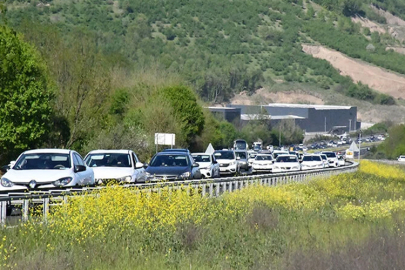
[213, 160, 217, 164]
[236, 157, 241, 160]
[135, 162, 144, 169]
[74, 165, 86, 173]
[193, 163, 199, 167]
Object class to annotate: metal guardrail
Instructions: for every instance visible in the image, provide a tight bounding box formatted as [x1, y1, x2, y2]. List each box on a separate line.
[0, 161, 358, 225]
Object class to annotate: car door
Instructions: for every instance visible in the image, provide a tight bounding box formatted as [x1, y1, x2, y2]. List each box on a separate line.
[73, 153, 93, 185]
[131, 152, 146, 182]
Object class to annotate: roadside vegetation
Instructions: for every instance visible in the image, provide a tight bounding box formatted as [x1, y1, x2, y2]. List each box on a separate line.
[1, 161, 405, 269]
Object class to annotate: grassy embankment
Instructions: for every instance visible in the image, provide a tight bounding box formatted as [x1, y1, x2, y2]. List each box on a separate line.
[1, 161, 405, 269]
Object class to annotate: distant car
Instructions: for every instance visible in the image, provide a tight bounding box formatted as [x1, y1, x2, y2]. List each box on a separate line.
[214, 150, 240, 176]
[398, 156, 405, 162]
[191, 153, 220, 178]
[338, 155, 346, 166]
[84, 150, 146, 184]
[247, 151, 257, 168]
[321, 151, 339, 167]
[272, 155, 301, 173]
[235, 150, 249, 171]
[145, 150, 201, 181]
[0, 149, 94, 191]
[252, 154, 274, 173]
[301, 155, 324, 170]
[320, 154, 329, 168]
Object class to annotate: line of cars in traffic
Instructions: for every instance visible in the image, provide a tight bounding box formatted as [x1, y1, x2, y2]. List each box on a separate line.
[0, 146, 346, 192]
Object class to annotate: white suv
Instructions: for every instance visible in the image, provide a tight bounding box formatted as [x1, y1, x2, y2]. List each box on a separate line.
[321, 151, 339, 167]
[84, 149, 146, 184]
[214, 150, 240, 176]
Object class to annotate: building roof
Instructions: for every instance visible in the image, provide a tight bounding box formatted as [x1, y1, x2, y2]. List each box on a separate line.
[265, 103, 352, 110]
[241, 114, 305, 120]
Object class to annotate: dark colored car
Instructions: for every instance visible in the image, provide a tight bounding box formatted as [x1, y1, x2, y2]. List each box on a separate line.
[145, 151, 201, 181]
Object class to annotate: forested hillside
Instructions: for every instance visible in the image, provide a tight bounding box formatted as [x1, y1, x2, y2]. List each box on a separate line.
[5, 0, 405, 104]
[1, 0, 405, 160]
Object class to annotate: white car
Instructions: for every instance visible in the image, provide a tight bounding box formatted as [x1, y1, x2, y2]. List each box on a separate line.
[320, 154, 330, 168]
[398, 155, 405, 162]
[0, 149, 94, 191]
[214, 150, 240, 176]
[300, 155, 324, 171]
[191, 153, 220, 178]
[247, 151, 257, 168]
[321, 151, 339, 167]
[252, 154, 274, 173]
[84, 150, 146, 184]
[272, 155, 301, 173]
[338, 155, 346, 166]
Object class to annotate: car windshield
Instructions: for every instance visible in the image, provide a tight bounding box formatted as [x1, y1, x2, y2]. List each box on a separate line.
[302, 156, 322, 162]
[276, 156, 298, 163]
[85, 153, 132, 167]
[150, 154, 189, 167]
[256, 155, 273, 161]
[214, 151, 235, 160]
[323, 152, 336, 158]
[249, 153, 257, 159]
[235, 152, 247, 159]
[234, 141, 247, 150]
[14, 153, 71, 170]
[192, 155, 211, 163]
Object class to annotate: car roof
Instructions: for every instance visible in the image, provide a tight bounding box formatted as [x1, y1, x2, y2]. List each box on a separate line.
[192, 153, 210, 155]
[87, 149, 131, 154]
[256, 153, 272, 156]
[156, 151, 188, 155]
[23, 148, 72, 155]
[276, 154, 297, 158]
[162, 149, 190, 153]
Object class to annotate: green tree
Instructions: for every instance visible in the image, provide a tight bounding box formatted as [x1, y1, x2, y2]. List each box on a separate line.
[0, 25, 54, 161]
[158, 85, 205, 146]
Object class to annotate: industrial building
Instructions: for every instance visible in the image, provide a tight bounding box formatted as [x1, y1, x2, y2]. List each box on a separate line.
[209, 104, 360, 134]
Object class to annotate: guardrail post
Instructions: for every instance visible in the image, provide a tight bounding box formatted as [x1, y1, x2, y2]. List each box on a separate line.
[43, 198, 49, 223]
[1, 201, 7, 226]
[22, 199, 29, 223]
[202, 184, 206, 197]
[216, 183, 220, 197]
[209, 183, 213, 197]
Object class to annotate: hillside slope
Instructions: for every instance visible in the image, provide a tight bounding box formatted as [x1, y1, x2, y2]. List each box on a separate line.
[5, 0, 405, 122]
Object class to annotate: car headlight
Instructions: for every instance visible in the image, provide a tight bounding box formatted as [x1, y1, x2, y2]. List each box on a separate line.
[229, 162, 235, 166]
[180, 172, 191, 178]
[53, 177, 73, 187]
[1, 178, 13, 187]
[293, 166, 299, 169]
[274, 166, 280, 169]
[118, 175, 132, 182]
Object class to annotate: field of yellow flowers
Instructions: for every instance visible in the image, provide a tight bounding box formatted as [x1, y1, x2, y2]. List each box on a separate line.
[1, 160, 405, 269]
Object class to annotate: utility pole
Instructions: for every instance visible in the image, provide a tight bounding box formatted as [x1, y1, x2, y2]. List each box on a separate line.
[358, 130, 362, 163]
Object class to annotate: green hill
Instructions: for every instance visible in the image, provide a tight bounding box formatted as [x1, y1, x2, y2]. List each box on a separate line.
[5, 0, 405, 104]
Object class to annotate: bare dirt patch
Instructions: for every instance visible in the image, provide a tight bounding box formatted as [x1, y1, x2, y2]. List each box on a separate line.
[352, 16, 386, 34]
[302, 44, 405, 99]
[230, 88, 324, 105]
[386, 47, 405, 55]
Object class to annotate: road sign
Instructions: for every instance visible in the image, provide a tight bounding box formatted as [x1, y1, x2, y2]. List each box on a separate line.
[349, 141, 359, 152]
[154, 133, 175, 146]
